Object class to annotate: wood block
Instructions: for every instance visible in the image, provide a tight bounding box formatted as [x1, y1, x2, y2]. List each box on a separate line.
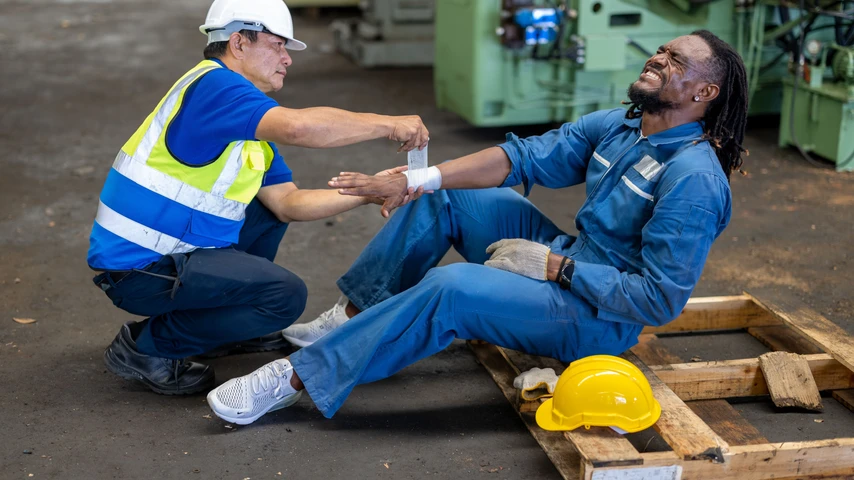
[622, 351, 729, 462]
[650, 354, 854, 401]
[643, 294, 780, 334]
[758, 351, 823, 411]
[564, 428, 643, 468]
[747, 291, 854, 373]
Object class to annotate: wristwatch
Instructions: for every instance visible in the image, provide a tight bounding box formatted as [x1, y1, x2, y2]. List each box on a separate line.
[558, 256, 575, 291]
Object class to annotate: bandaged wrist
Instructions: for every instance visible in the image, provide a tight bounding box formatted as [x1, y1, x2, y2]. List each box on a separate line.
[402, 166, 442, 191]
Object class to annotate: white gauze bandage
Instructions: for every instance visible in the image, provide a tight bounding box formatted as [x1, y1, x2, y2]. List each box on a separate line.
[403, 145, 442, 191]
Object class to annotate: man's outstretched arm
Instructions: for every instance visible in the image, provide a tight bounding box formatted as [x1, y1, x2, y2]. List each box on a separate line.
[256, 106, 429, 152]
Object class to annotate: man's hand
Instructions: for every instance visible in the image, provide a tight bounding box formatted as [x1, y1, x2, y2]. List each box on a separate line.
[330, 167, 428, 218]
[484, 239, 551, 281]
[389, 115, 429, 152]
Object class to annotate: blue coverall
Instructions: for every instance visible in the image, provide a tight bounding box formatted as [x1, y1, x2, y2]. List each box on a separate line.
[289, 108, 733, 418]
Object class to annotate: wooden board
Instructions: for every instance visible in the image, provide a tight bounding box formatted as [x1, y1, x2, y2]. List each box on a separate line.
[467, 341, 582, 479]
[686, 401, 767, 446]
[650, 354, 854, 401]
[747, 325, 824, 354]
[622, 351, 728, 462]
[630, 334, 683, 365]
[593, 439, 854, 480]
[642, 295, 779, 334]
[747, 292, 854, 373]
[758, 352, 823, 411]
[633, 335, 767, 446]
[833, 389, 854, 413]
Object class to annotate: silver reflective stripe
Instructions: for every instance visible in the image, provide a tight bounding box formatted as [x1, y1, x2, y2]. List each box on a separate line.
[634, 155, 662, 181]
[134, 66, 218, 163]
[95, 200, 198, 255]
[592, 152, 610, 168]
[112, 151, 246, 221]
[621, 175, 654, 202]
[210, 141, 246, 197]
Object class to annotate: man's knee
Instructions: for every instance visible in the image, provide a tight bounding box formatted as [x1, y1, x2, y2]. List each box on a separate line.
[423, 263, 482, 294]
[268, 269, 308, 323]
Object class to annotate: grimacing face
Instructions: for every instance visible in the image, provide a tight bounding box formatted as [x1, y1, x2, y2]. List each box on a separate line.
[241, 32, 293, 93]
[627, 35, 714, 114]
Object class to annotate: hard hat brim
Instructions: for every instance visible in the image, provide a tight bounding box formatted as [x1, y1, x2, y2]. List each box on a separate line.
[199, 23, 307, 51]
[535, 398, 564, 431]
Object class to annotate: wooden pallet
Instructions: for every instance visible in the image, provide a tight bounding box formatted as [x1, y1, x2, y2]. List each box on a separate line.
[470, 291, 854, 480]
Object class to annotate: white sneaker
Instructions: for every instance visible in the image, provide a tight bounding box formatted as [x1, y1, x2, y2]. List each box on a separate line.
[282, 296, 351, 347]
[206, 358, 302, 425]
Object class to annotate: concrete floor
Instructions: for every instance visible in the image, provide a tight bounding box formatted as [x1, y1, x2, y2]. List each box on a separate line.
[2, 1, 854, 479]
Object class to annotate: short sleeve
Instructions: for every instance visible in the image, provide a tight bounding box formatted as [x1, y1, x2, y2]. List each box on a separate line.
[262, 143, 293, 187]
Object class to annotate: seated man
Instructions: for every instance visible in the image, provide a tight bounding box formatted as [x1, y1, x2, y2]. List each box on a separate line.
[207, 30, 747, 424]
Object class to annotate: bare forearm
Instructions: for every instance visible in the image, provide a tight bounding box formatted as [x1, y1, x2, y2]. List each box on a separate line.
[257, 106, 394, 148]
[279, 189, 369, 222]
[435, 147, 512, 189]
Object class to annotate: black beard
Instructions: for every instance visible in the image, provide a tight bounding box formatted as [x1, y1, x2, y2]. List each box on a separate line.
[627, 82, 676, 115]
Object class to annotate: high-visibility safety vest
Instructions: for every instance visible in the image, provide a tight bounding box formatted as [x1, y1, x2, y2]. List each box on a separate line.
[87, 60, 275, 271]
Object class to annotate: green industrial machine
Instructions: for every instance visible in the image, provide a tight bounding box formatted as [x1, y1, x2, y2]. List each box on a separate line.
[433, 0, 854, 171]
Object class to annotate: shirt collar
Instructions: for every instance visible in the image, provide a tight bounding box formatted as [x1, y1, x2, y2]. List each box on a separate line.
[621, 114, 704, 146]
[209, 57, 228, 70]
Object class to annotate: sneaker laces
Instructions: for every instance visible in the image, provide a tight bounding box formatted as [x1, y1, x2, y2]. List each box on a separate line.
[250, 361, 290, 399]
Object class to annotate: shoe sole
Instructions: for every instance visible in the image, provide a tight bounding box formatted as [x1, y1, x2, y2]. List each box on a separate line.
[281, 334, 314, 348]
[103, 349, 214, 396]
[206, 389, 303, 425]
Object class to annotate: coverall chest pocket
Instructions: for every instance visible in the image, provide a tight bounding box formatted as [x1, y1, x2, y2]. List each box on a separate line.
[591, 166, 656, 255]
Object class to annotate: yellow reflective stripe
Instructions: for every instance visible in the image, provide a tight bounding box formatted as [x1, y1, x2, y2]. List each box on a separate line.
[95, 200, 198, 255]
[112, 151, 247, 221]
[134, 65, 219, 162]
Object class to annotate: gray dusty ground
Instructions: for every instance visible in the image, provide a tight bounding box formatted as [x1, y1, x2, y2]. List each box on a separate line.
[1, 1, 853, 479]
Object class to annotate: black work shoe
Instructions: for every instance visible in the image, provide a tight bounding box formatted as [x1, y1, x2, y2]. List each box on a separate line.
[103, 322, 215, 395]
[198, 331, 293, 358]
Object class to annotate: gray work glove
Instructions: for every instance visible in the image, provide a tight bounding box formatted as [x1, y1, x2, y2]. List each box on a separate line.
[484, 238, 551, 281]
[513, 367, 559, 401]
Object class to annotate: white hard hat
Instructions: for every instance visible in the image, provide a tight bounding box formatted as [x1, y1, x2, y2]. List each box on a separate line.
[200, 0, 307, 51]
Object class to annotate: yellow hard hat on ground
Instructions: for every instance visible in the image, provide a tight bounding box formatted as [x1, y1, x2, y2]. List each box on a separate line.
[535, 355, 661, 433]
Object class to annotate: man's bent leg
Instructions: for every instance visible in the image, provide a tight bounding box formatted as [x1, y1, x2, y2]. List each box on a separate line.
[285, 188, 567, 348]
[291, 263, 639, 418]
[339, 188, 567, 311]
[108, 248, 307, 359]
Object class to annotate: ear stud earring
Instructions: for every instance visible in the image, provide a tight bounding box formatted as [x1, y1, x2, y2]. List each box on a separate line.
[693, 95, 700, 102]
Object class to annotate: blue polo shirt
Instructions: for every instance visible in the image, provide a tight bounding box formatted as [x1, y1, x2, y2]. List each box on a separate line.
[165, 58, 293, 186]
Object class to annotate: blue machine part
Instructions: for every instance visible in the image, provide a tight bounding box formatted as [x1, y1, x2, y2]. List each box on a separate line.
[517, 8, 561, 46]
[514, 7, 561, 28]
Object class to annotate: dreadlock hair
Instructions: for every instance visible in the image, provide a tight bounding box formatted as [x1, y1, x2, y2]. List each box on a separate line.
[625, 30, 749, 180]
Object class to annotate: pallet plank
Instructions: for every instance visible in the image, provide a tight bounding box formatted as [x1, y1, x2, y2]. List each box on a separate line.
[650, 354, 854, 401]
[833, 390, 854, 413]
[634, 335, 767, 446]
[758, 352, 824, 411]
[630, 334, 683, 365]
[610, 439, 854, 480]
[747, 292, 854, 373]
[467, 341, 582, 480]
[686, 401, 768, 446]
[643, 295, 780, 334]
[622, 351, 728, 462]
[747, 325, 824, 354]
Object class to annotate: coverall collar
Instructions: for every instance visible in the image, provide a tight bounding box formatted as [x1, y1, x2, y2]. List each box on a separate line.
[621, 116, 704, 146]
